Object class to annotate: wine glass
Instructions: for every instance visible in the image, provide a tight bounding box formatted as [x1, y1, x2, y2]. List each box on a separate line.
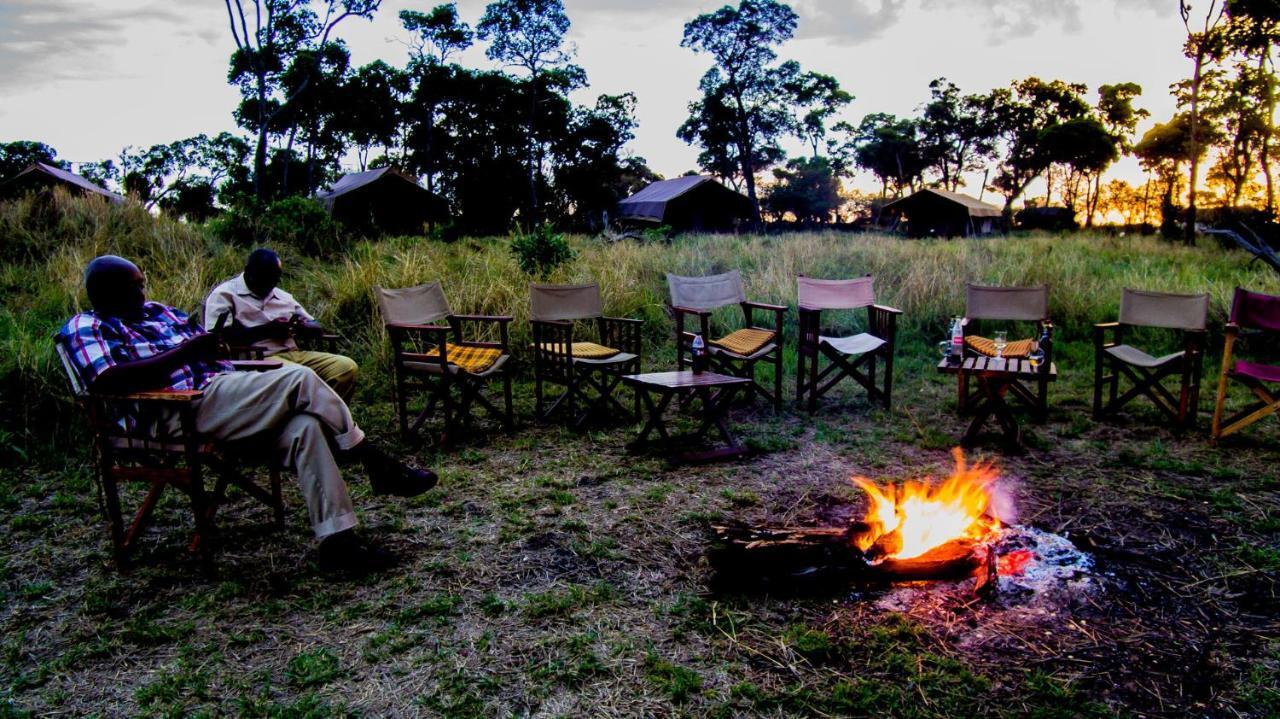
[993, 330, 1008, 361]
[938, 340, 951, 363]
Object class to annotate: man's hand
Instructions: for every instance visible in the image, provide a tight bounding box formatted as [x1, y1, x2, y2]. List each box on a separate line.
[268, 317, 294, 340]
[180, 332, 225, 361]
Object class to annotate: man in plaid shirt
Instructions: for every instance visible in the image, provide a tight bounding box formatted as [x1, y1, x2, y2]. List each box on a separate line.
[59, 255, 435, 571]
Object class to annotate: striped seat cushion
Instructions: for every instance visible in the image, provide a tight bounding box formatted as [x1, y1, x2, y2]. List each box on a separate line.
[538, 341, 621, 359]
[424, 343, 503, 374]
[965, 335, 1036, 359]
[711, 328, 776, 356]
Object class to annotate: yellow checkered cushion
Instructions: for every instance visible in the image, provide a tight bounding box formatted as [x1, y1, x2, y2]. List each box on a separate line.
[965, 336, 1035, 359]
[424, 343, 503, 374]
[711, 328, 776, 356]
[538, 341, 621, 359]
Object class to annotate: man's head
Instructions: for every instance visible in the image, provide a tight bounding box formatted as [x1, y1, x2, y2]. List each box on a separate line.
[84, 255, 146, 320]
[243, 248, 282, 298]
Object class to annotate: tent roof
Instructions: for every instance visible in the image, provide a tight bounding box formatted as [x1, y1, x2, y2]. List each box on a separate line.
[4, 162, 124, 203]
[316, 167, 444, 211]
[882, 188, 1001, 218]
[617, 175, 746, 222]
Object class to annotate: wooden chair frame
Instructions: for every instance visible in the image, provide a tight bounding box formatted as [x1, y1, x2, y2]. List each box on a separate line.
[796, 294, 901, 412]
[1212, 288, 1280, 440]
[56, 342, 284, 572]
[384, 314, 515, 443]
[669, 272, 785, 409]
[531, 314, 642, 429]
[1092, 290, 1208, 428]
[958, 285, 1054, 420]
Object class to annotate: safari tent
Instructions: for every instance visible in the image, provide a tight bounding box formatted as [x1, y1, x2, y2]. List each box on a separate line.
[616, 175, 752, 233]
[0, 162, 124, 204]
[882, 188, 1002, 238]
[317, 167, 449, 236]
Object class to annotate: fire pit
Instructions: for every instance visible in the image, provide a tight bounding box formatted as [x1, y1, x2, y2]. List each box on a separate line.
[709, 449, 1094, 599]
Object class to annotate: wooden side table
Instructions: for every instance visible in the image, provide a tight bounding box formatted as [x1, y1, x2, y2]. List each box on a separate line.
[937, 356, 1057, 450]
[621, 370, 752, 464]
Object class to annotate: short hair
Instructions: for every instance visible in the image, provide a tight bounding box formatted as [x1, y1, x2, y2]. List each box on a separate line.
[84, 255, 138, 310]
[245, 248, 281, 272]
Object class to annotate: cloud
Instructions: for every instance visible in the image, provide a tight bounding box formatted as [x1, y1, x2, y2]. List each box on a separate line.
[793, 0, 908, 45]
[917, 0, 1089, 41]
[0, 0, 224, 93]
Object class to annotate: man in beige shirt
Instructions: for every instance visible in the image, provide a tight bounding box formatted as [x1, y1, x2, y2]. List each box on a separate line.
[205, 249, 358, 400]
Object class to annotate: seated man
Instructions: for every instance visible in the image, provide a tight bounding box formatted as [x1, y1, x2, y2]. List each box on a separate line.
[60, 255, 435, 571]
[205, 249, 358, 401]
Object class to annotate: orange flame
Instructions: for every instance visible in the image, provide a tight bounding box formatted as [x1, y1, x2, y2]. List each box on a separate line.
[853, 448, 1003, 561]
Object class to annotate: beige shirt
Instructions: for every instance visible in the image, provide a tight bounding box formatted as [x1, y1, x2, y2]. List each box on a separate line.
[204, 273, 314, 355]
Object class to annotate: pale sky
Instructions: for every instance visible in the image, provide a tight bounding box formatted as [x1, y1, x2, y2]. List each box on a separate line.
[0, 0, 1184, 195]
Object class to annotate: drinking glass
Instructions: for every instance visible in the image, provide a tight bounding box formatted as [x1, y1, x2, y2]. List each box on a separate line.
[938, 340, 951, 362]
[993, 330, 1008, 360]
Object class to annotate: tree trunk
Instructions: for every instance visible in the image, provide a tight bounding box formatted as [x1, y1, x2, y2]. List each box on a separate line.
[527, 74, 540, 227]
[254, 69, 270, 203]
[1261, 47, 1276, 215]
[1186, 48, 1206, 245]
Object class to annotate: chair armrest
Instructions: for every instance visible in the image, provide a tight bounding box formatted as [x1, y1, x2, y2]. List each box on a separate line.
[867, 304, 900, 342]
[451, 314, 514, 324]
[448, 315, 512, 349]
[386, 322, 451, 332]
[602, 315, 643, 325]
[93, 389, 204, 403]
[231, 359, 284, 372]
[871, 304, 903, 315]
[743, 300, 787, 313]
[600, 316, 643, 356]
[671, 305, 712, 317]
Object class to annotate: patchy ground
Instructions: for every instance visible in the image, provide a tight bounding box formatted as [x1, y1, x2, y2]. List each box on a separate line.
[1, 359, 1278, 718]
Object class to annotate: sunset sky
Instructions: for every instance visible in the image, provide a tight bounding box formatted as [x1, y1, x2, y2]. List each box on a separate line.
[0, 0, 1186, 194]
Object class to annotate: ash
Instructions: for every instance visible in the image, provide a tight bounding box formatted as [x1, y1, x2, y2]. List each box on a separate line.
[865, 525, 1098, 618]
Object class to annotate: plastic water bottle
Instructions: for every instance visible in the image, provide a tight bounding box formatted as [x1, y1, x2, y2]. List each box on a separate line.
[949, 317, 964, 365]
[691, 334, 706, 374]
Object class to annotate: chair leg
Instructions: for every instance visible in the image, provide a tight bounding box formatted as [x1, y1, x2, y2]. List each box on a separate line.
[1092, 356, 1105, 419]
[882, 349, 894, 409]
[100, 471, 130, 570]
[270, 467, 284, 525]
[503, 373, 515, 430]
[773, 352, 782, 410]
[807, 351, 820, 413]
[795, 350, 806, 407]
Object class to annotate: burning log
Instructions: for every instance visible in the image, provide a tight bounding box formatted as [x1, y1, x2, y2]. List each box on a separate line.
[709, 524, 987, 591]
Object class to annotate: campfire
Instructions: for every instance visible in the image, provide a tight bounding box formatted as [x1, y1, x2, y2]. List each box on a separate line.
[709, 449, 1062, 594]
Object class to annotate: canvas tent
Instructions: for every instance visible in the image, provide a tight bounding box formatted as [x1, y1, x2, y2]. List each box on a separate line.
[882, 188, 1001, 237]
[316, 167, 449, 236]
[616, 175, 752, 232]
[0, 162, 124, 204]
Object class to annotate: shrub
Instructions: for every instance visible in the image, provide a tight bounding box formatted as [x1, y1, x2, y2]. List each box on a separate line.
[210, 197, 344, 257]
[511, 223, 575, 278]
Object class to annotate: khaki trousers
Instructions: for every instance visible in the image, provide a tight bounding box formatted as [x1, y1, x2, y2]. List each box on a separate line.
[273, 350, 359, 402]
[194, 365, 365, 539]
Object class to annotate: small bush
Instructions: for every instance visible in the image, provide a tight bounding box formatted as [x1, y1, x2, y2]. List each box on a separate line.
[210, 197, 344, 257]
[511, 223, 575, 278]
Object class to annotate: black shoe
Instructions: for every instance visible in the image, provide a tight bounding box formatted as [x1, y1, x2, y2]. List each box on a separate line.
[360, 444, 438, 497]
[317, 530, 399, 573]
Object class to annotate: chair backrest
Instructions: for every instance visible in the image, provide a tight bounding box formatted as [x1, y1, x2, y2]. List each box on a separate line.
[667, 270, 746, 311]
[374, 282, 452, 325]
[1229, 286, 1280, 332]
[54, 339, 88, 399]
[530, 283, 603, 321]
[1118, 289, 1208, 330]
[797, 276, 875, 310]
[965, 283, 1048, 322]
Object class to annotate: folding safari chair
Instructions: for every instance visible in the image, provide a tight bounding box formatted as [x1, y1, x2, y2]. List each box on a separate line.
[959, 284, 1054, 418]
[374, 282, 514, 443]
[530, 283, 642, 429]
[1212, 287, 1280, 441]
[667, 270, 785, 408]
[796, 275, 901, 411]
[54, 341, 284, 572]
[1093, 289, 1208, 428]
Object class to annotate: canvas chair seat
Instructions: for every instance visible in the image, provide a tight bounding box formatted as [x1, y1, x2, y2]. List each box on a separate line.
[572, 351, 637, 366]
[537, 341, 620, 359]
[820, 332, 886, 357]
[420, 343, 503, 374]
[405, 352, 509, 378]
[1104, 344, 1184, 369]
[710, 328, 776, 357]
[965, 335, 1036, 359]
[1233, 359, 1280, 383]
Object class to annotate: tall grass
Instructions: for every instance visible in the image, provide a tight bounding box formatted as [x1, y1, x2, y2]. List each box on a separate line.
[2, 192, 1277, 463]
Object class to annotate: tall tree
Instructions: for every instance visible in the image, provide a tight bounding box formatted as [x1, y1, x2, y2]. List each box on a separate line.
[223, 0, 379, 202]
[765, 156, 842, 224]
[1135, 114, 1214, 237]
[1226, 0, 1280, 212]
[786, 71, 852, 159]
[401, 5, 474, 192]
[679, 0, 800, 224]
[852, 113, 926, 197]
[987, 77, 1092, 219]
[0, 141, 65, 182]
[1179, 0, 1229, 242]
[336, 60, 409, 169]
[917, 79, 998, 192]
[477, 0, 579, 224]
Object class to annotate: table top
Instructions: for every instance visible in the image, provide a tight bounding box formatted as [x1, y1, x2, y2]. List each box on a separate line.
[622, 370, 752, 389]
[936, 355, 1057, 380]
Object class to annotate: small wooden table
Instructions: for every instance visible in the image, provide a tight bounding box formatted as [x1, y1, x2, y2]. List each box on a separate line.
[937, 356, 1057, 450]
[622, 370, 752, 464]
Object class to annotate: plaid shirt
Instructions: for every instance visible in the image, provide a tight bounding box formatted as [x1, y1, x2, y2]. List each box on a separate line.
[58, 302, 233, 393]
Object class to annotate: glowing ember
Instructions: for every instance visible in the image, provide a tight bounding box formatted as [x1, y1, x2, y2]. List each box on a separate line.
[853, 449, 1006, 561]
